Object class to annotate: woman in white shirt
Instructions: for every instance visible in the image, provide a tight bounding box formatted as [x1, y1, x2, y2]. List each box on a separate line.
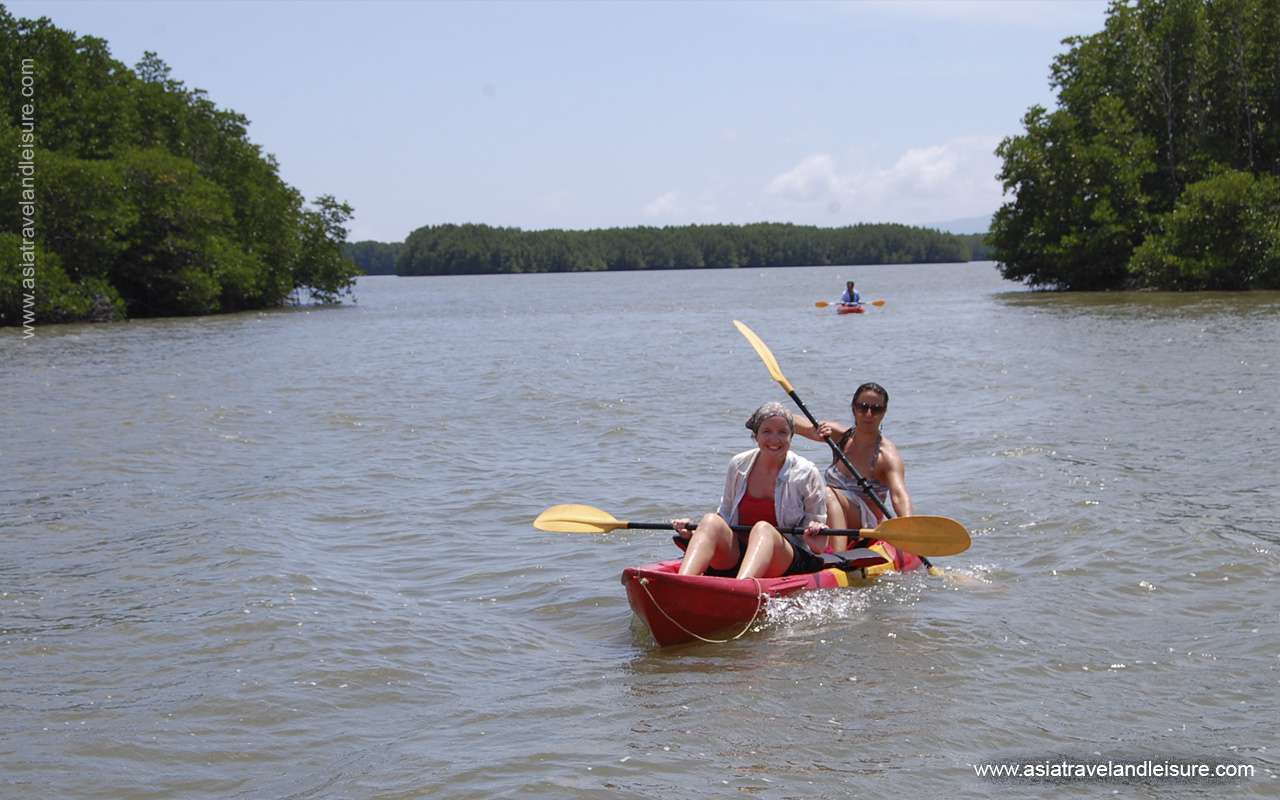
[672, 402, 830, 578]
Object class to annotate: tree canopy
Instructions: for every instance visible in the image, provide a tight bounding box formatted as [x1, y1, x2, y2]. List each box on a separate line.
[389, 222, 982, 276]
[343, 240, 402, 276]
[0, 7, 358, 326]
[991, 0, 1280, 290]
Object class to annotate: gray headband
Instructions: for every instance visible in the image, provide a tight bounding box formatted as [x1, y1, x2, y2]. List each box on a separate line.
[745, 402, 795, 435]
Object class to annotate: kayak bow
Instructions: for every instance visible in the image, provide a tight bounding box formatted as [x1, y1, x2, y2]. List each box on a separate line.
[622, 542, 921, 646]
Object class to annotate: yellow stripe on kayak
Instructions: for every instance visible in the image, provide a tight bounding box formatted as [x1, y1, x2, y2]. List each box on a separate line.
[863, 542, 898, 577]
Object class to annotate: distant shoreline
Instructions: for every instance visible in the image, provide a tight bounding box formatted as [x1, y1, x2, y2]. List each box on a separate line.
[360, 259, 995, 277]
[346, 222, 992, 276]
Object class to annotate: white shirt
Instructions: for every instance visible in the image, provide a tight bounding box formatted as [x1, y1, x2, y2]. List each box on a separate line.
[715, 448, 827, 529]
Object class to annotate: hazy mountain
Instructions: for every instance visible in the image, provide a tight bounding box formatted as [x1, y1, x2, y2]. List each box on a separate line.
[925, 214, 993, 235]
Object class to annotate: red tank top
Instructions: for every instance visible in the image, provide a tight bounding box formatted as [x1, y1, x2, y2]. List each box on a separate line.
[737, 494, 777, 528]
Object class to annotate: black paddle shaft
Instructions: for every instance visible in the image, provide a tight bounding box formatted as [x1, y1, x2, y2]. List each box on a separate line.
[625, 521, 866, 536]
[786, 390, 893, 519]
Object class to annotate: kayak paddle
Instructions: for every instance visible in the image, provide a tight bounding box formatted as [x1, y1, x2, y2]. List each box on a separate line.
[533, 503, 970, 557]
[815, 300, 885, 308]
[732, 319, 965, 573]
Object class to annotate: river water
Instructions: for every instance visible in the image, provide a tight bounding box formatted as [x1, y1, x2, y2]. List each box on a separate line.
[2, 263, 1277, 798]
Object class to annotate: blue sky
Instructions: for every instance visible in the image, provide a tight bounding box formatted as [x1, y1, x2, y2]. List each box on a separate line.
[12, 0, 1109, 241]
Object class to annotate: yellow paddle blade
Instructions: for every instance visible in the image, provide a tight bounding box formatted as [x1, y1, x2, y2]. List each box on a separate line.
[819, 300, 881, 309]
[732, 320, 794, 393]
[871, 515, 970, 557]
[532, 503, 627, 533]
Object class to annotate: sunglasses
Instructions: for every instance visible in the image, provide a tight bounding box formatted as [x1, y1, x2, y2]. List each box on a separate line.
[854, 401, 886, 415]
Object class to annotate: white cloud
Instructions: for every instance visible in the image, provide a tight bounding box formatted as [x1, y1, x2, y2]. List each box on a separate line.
[766, 154, 845, 202]
[886, 144, 957, 192]
[642, 191, 680, 217]
[641, 190, 722, 222]
[764, 136, 1002, 224]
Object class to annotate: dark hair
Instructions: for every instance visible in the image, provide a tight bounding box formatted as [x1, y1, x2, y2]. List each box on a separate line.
[852, 382, 888, 408]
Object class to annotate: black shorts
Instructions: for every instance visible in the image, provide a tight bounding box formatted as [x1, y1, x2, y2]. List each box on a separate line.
[704, 532, 749, 577]
[781, 533, 825, 575]
[675, 530, 824, 577]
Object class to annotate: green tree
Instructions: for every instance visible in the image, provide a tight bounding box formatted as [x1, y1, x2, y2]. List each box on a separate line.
[110, 147, 234, 316]
[1131, 169, 1280, 288]
[293, 195, 359, 302]
[344, 240, 403, 275]
[36, 151, 136, 281]
[993, 0, 1280, 290]
[396, 221, 982, 276]
[991, 98, 1156, 289]
[0, 10, 357, 325]
[0, 233, 124, 324]
[1, 14, 137, 159]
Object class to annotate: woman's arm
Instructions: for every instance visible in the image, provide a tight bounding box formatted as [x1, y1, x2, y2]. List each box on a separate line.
[798, 463, 832, 552]
[714, 452, 747, 523]
[881, 442, 914, 517]
[800, 463, 828, 527]
[794, 417, 848, 443]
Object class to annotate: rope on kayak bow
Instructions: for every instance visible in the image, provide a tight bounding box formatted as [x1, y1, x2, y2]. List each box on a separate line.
[636, 576, 766, 644]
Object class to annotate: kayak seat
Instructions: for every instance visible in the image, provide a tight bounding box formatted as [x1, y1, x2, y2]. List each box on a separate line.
[821, 547, 891, 570]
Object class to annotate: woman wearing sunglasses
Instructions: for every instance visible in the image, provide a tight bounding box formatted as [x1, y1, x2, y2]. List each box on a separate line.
[796, 382, 914, 551]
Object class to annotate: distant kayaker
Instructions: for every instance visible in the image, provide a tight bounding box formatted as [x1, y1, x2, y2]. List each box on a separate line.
[672, 402, 831, 579]
[796, 382, 913, 550]
[840, 281, 862, 307]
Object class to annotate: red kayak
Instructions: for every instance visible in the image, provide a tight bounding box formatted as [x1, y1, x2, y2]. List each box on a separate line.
[621, 542, 922, 646]
[836, 303, 865, 314]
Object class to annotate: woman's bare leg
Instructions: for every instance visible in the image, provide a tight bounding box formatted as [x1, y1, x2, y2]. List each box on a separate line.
[736, 522, 796, 579]
[678, 512, 740, 576]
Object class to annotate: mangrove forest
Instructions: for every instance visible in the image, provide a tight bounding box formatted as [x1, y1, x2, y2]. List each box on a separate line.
[0, 7, 359, 327]
[349, 223, 988, 277]
[992, 0, 1280, 291]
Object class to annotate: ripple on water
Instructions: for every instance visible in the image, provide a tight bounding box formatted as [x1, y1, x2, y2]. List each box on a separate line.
[3, 269, 1279, 798]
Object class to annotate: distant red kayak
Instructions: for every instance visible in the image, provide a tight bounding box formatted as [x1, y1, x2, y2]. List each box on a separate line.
[836, 303, 865, 314]
[621, 542, 922, 646]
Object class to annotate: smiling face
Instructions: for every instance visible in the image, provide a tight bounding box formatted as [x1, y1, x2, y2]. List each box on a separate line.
[752, 415, 794, 456]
